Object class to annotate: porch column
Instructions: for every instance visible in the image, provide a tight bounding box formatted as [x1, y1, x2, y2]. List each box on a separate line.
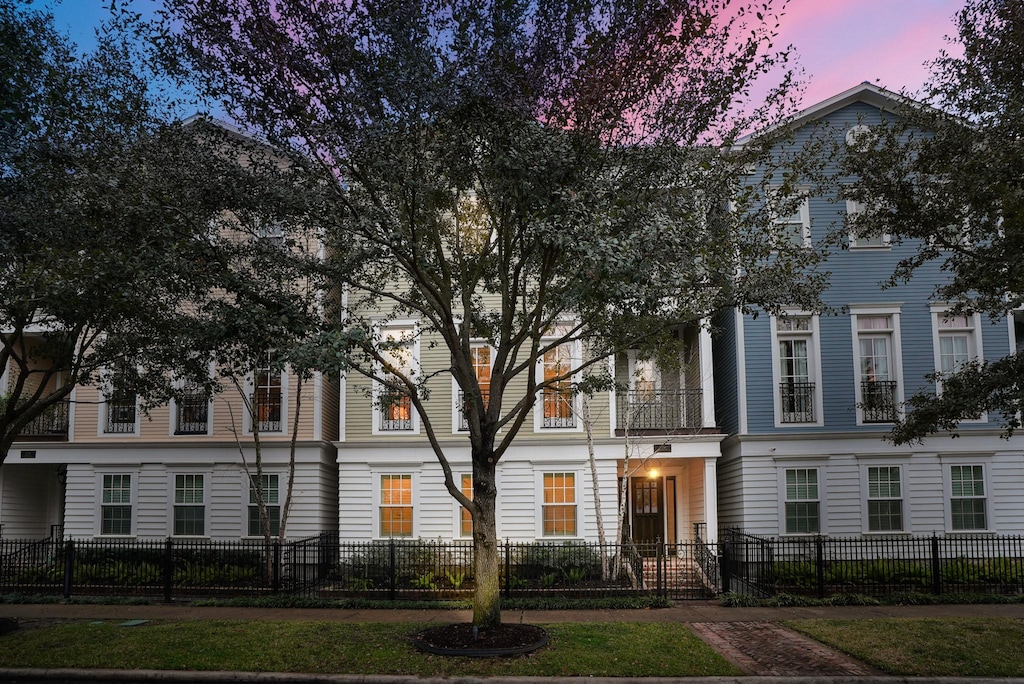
[703, 457, 718, 543]
[699, 318, 716, 429]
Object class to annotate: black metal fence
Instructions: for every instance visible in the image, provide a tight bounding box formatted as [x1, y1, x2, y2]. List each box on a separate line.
[4, 530, 1022, 602]
[0, 534, 715, 601]
[720, 528, 1024, 598]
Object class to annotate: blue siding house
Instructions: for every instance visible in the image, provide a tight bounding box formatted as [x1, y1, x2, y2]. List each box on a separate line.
[714, 84, 1024, 537]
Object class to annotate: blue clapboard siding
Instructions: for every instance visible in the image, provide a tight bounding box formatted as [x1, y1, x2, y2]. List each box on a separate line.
[736, 99, 1012, 436]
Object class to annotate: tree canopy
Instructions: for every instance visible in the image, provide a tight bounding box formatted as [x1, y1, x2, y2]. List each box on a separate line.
[841, 0, 1024, 442]
[0, 1, 320, 462]
[161, 0, 826, 627]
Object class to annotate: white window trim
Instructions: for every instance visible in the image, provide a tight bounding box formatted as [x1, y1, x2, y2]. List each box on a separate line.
[169, 471, 210, 538]
[930, 304, 987, 423]
[243, 358, 290, 436]
[849, 304, 905, 426]
[371, 320, 420, 436]
[452, 342, 493, 434]
[533, 338, 583, 433]
[846, 198, 890, 249]
[372, 470, 419, 539]
[860, 463, 908, 535]
[535, 469, 583, 539]
[769, 186, 811, 249]
[95, 470, 138, 537]
[941, 458, 993, 534]
[242, 471, 284, 539]
[777, 462, 827, 536]
[770, 311, 824, 428]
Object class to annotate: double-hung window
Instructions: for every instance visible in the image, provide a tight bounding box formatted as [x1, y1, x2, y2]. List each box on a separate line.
[100, 474, 132, 535]
[248, 474, 281, 537]
[542, 472, 577, 537]
[846, 199, 888, 248]
[379, 474, 413, 537]
[784, 468, 819, 534]
[853, 312, 901, 424]
[457, 346, 491, 432]
[459, 473, 474, 538]
[173, 474, 205, 536]
[175, 382, 209, 435]
[769, 188, 811, 248]
[254, 352, 283, 433]
[376, 325, 416, 433]
[774, 315, 819, 424]
[932, 309, 982, 397]
[541, 344, 575, 429]
[950, 465, 987, 531]
[866, 466, 903, 532]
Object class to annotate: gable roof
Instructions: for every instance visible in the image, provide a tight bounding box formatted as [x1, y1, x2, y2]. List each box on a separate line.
[736, 82, 913, 146]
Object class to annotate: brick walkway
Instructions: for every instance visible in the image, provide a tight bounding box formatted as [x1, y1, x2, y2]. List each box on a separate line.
[689, 621, 880, 676]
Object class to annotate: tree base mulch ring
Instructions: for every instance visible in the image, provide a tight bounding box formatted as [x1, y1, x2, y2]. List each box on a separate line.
[412, 623, 549, 657]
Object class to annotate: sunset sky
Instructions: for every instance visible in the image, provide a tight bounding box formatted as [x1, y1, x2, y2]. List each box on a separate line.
[44, 0, 967, 112]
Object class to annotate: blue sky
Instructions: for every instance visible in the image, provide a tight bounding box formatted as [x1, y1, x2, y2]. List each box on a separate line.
[43, 0, 966, 113]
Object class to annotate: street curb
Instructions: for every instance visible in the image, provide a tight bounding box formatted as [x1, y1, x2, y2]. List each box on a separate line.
[2, 669, 1023, 684]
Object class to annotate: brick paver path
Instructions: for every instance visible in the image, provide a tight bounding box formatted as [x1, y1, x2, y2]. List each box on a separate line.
[690, 621, 880, 676]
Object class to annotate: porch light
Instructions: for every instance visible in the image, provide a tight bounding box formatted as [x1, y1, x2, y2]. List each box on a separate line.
[648, 469, 659, 479]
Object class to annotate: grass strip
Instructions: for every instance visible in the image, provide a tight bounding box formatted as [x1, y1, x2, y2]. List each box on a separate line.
[787, 617, 1024, 677]
[0, 620, 740, 677]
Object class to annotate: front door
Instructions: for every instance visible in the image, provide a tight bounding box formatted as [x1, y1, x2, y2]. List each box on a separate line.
[630, 477, 664, 546]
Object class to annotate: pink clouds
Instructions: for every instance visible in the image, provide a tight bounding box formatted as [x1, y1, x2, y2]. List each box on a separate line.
[778, 0, 965, 106]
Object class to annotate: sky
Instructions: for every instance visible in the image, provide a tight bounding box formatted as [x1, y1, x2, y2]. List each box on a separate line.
[42, 0, 967, 113]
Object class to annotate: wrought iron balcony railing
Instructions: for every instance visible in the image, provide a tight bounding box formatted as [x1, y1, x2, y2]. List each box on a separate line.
[254, 391, 282, 432]
[380, 393, 413, 431]
[617, 389, 703, 430]
[105, 399, 137, 434]
[541, 387, 576, 428]
[780, 381, 815, 423]
[175, 392, 209, 435]
[16, 400, 70, 439]
[457, 389, 490, 432]
[861, 380, 898, 423]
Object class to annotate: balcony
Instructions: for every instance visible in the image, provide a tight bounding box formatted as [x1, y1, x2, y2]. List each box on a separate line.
[380, 393, 412, 431]
[861, 380, 898, 423]
[16, 400, 70, 440]
[175, 392, 209, 435]
[254, 390, 282, 432]
[617, 389, 703, 431]
[457, 389, 490, 432]
[541, 387, 576, 429]
[780, 382, 815, 423]
[104, 400, 137, 434]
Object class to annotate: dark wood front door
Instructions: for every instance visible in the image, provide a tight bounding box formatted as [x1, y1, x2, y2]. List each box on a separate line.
[630, 477, 664, 546]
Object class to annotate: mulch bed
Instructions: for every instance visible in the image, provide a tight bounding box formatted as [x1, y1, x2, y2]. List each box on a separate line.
[412, 623, 549, 657]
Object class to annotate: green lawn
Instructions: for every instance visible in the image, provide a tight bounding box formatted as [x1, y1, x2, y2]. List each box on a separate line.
[0, 620, 741, 677]
[788, 617, 1024, 677]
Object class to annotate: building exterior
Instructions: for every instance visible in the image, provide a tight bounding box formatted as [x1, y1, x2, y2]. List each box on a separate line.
[0, 353, 340, 541]
[4, 84, 1022, 547]
[333, 319, 722, 545]
[714, 83, 1024, 537]
[0, 115, 341, 541]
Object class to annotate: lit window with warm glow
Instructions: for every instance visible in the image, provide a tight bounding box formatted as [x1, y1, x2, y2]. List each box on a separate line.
[542, 472, 577, 537]
[380, 474, 413, 537]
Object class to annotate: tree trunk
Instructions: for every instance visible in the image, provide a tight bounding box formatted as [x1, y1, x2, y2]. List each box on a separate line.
[471, 457, 501, 629]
